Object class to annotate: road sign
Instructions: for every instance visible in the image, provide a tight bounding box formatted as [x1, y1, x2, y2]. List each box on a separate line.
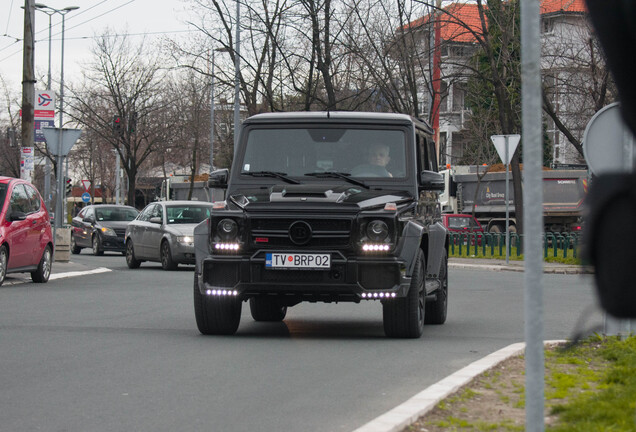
[81, 192, 91, 203]
[583, 102, 636, 175]
[491, 134, 521, 165]
[42, 127, 82, 156]
[35, 90, 56, 120]
[35, 119, 55, 142]
[81, 180, 91, 193]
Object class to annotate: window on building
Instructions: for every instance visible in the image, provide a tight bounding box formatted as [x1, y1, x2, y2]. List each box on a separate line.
[542, 18, 554, 34]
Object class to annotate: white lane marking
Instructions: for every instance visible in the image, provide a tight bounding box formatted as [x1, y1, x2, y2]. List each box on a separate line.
[49, 267, 112, 280]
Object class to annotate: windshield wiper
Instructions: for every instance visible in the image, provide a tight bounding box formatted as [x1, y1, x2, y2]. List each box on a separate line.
[242, 171, 301, 184]
[304, 171, 369, 189]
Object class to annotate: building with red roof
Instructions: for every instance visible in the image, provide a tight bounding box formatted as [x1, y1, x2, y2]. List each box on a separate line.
[403, 0, 598, 168]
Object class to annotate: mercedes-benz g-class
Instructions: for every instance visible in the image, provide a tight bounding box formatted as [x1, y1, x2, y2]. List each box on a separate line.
[193, 112, 448, 338]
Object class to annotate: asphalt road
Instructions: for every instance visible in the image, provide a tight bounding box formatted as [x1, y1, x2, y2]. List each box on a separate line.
[0, 252, 604, 432]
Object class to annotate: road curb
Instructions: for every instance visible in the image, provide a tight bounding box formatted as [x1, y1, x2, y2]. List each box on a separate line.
[449, 262, 592, 275]
[352, 340, 566, 432]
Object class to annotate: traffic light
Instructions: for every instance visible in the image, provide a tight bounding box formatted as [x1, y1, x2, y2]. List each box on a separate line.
[129, 112, 137, 133]
[112, 115, 124, 137]
[65, 177, 72, 196]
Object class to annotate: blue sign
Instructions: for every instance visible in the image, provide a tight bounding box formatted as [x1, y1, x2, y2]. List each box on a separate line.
[81, 192, 91, 203]
[35, 119, 55, 141]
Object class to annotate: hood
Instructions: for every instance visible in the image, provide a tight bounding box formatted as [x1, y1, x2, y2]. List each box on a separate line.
[97, 220, 133, 230]
[228, 184, 413, 211]
[164, 224, 198, 236]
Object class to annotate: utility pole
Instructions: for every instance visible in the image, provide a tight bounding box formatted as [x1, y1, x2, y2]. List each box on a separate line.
[21, 0, 36, 167]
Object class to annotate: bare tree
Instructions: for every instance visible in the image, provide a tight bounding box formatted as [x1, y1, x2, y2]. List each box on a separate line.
[66, 32, 171, 207]
[541, 15, 616, 163]
[0, 75, 21, 177]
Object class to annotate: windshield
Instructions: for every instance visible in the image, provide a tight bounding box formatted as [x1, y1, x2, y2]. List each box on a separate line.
[95, 207, 139, 221]
[166, 205, 211, 224]
[241, 127, 407, 179]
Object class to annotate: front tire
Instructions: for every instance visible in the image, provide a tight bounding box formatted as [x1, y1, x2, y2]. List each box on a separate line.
[425, 249, 448, 325]
[249, 297, 287, 322]
[193, 273, 242, 335]
[125, 240, 141, 269]
[0, 245, 8, 286]
[160, 241, 177, 271]
[92, 235, 104, 256]
[31, 245, 52, 283]
[70, 234, 81, 254]
[383, 249, 425, 338]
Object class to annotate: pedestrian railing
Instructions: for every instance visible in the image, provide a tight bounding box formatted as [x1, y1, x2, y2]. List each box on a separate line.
[448, 231, 583, 260]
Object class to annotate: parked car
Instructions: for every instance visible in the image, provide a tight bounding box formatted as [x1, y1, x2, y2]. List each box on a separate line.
[125, 200, 213, 270]
[71, 204, 139, 256]
[442, 213, 484, 246]
[0, 176, 53, 286]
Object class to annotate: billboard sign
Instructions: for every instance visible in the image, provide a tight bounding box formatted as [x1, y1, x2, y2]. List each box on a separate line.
[35, 90, 56, 119]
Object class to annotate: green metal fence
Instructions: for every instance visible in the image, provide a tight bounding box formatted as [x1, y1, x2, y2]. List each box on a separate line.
[448, 231, 583, 260]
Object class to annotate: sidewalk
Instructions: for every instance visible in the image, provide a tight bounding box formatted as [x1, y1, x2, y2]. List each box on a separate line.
[449, 257, 592, 274]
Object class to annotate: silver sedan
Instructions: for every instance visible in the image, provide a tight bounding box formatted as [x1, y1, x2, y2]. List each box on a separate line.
[124, 200, 212, 270]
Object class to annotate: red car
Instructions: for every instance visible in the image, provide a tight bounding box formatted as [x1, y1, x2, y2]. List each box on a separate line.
[442, 213, 484, 246]
[0, 176, 54, 286]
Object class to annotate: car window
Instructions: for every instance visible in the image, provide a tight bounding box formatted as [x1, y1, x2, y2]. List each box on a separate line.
[78, 207, 87, 219]
[0, 183, 7, 210]
[166, 206, 211, 224]
[84, 207, 95, 221]
[137, 205, 154, 222]
[24, 184, 41, 213]
[152, 205, 164, 220]
[9, 184, 30, 214]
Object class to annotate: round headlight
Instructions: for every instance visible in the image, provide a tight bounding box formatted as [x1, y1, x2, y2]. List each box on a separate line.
[217, 218, 238, 240]
[366, 220, 389, 241]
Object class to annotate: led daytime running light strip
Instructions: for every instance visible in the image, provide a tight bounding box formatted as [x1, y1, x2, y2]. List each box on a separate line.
[215, 243, 240, 250]
[362, 244, 390, 251]
[206, 289, 239, 296]
[361, 292, 397, 299]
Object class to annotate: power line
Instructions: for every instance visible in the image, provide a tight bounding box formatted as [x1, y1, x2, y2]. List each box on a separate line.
[0, 28, 195, 65]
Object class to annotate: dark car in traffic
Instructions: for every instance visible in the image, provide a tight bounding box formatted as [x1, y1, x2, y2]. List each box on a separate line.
[0, 176, 53, 286]
[71, 204, 139, 255]
[125, 200, 213, 270]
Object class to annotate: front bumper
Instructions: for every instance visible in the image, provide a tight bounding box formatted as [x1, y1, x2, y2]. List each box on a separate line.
[171, 241, 196, 264]
[199, 250, 411, 302]
[101, 235, 126, 252]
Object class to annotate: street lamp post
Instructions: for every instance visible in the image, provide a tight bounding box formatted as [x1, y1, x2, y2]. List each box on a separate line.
[33, 3, 54, 209]
[35, 3, 79, 228]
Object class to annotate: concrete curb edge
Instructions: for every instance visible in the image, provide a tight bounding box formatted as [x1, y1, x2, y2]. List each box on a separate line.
[352, 340, 566, 432]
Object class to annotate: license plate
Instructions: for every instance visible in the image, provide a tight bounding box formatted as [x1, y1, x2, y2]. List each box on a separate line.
[265, 253, 331, 270]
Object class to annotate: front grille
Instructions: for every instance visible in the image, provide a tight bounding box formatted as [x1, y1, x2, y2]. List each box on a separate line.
[114, 228, 126, 238]
[359, 263, 400, 290]
[249, 216, 352, 249]
[203, 261, 239, 288]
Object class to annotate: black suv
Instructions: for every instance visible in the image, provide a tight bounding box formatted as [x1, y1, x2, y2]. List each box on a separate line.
[193, 112, 448, 338]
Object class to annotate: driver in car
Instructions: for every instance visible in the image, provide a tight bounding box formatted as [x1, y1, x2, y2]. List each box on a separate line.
[352, 143, 393, 177]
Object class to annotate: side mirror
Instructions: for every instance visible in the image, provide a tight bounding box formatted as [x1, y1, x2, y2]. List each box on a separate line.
[149, 217, 162, 224]
[208, 169, 229, 188]
[8, 211, 27, 222]
[420, 170, 445, 191]
[84, 215, 95, 224]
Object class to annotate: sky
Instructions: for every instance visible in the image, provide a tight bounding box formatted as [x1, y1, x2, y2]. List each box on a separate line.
[1, 0, 194, 93]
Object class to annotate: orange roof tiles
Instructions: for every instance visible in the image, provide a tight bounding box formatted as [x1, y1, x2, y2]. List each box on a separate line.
[540, 0, 587, 14]
[406, 0, 587, 43]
